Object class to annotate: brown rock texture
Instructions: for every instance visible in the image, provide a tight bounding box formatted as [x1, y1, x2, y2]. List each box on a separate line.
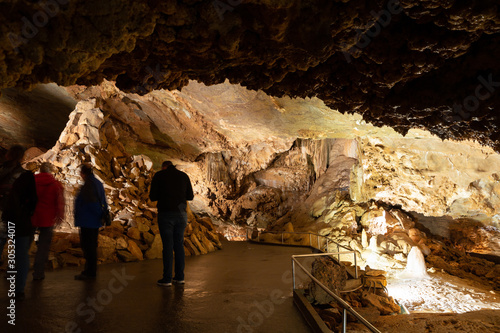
[0, 1, 500, 150]
[23, 97, 223, 267]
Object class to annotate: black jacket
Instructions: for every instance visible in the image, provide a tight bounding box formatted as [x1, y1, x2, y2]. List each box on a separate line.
[3, 170, 37, 237]
[149, 165, 194, 213]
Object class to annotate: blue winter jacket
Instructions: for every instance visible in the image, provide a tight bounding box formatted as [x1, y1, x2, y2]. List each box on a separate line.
[74, 174, 107, 228]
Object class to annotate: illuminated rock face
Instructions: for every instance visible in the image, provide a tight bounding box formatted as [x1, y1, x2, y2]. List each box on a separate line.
[3, 81, 499, 232]
[1, 79, 499, 286]
[351, 136, 500, 221]
[1, 0, 500, 151]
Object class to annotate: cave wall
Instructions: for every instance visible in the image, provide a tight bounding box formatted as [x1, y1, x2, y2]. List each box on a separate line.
[351, 135, 500, 225]
[2, 81, 500, 234]
[1, 0, 500, 151]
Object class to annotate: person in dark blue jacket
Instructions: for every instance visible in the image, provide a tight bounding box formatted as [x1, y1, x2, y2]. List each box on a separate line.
[74, 164, 107, 280]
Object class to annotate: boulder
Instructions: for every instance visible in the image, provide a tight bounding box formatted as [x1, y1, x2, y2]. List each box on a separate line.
[117, 250, 139, 262]
[127, 240, 144, 261]
[360, 291, 400, 315]
[145, 234, 162, 259]
[142, 231, 155, 246]
[127, 227, 141, 240]
[58, 253, 82, 266]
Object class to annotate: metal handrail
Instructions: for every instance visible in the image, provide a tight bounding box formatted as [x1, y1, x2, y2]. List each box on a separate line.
[246, 228, 350, 250]
[246, 228, 358, 279]
[292, 254, 381, 333]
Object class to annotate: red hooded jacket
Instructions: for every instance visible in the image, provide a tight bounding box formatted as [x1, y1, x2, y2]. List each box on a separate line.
[31, 172, 65, 227]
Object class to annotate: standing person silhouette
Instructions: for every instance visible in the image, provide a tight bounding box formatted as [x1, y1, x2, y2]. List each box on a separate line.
[149, 161, 194, 287]
[0, 146, 28, 260]
[1, 145, 37, 300]
[31, 162, 65, 280]
[74, 164, 107, 280]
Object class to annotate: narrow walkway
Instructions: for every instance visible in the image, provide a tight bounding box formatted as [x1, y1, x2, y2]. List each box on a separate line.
[1, 241, 312, 333]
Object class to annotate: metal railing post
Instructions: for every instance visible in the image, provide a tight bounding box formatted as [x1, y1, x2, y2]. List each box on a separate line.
[337, 244, 340, 262]
[292, 258, 296, 290]
[342, 308, 347, 333]
[282, 233, 284, 244]
[309, 233, 312, 247]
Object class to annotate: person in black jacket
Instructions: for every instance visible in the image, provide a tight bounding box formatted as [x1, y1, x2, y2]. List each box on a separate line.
[0, 145, 27, 258]
[1, 145, 37, 300]
[149, 161, 194, 287]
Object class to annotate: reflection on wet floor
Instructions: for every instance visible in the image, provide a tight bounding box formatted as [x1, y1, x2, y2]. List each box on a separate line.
[1, 241, 312, 333]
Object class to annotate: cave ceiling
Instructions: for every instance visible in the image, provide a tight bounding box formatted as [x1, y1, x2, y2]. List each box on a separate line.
[1, 0, 500, 151]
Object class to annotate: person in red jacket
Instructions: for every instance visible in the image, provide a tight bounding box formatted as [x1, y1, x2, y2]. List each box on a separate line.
[31, 162, 65, 280]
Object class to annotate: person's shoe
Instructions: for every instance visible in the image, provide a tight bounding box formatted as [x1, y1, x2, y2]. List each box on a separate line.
[173, 279, 185, 284]
[74, 273, 96, 280]
[157, 278, 172, 287]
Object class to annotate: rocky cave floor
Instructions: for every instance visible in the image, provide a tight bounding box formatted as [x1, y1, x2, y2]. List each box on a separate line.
[322, 264, 500, 332]
[1, 239, 500, 332]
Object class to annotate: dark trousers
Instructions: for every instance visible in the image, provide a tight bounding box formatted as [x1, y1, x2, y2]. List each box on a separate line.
[158, 211, 187, 282]
[15, 235, 32, 294]
[33, 226, 54, 279]
[79, 227, 99, 277]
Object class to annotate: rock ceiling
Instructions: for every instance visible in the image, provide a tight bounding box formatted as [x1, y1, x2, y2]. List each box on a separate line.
[1, 0, 499, 150]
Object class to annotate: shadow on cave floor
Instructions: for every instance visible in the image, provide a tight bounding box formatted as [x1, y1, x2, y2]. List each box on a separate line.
[0, 241, 312, 333]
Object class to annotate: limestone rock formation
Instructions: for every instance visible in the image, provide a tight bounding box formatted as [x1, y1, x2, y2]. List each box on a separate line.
[24, 98, 223, 267]
[1, 1, 500, 151]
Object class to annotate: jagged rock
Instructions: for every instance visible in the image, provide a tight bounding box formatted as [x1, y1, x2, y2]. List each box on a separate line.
[50, 238, 73, 253]
[199, 234, 216, 253]
[184, 238, 200, 256]
[65, 248, 84, 257]
[127, 240, 144, 261]
[127, 227, 141, 240]
[108, 220, 125, 233]
[97, 235, 117, 262]
[116, 237, 128, 250]
[145, 234, 162, 260]
[360, 292, 400, 315]
[309, 256, 347, 305]
[190, 234, 208, 255]
[360, 206, 388, 236]
[117, 250, 139, 262]
[137, 222, 149, 233]
[206, 231, 223, 249]
[150, 224, 160, 235]
[58, 253, 82, 266]
[142, 232, 155, 246]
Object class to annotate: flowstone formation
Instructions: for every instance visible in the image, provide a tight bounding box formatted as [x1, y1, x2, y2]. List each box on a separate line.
[1, 1, 500, 150]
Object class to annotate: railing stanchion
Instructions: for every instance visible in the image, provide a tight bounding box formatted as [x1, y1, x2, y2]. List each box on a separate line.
[292, 258, 296, 290]
[282, 233, 284, 244]
[337, 244, 340, 262]
[342, 308, 347, 333]
[309, 233, 311, 247]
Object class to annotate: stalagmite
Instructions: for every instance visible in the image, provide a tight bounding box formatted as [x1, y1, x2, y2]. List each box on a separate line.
[398, 246, 430, 280]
